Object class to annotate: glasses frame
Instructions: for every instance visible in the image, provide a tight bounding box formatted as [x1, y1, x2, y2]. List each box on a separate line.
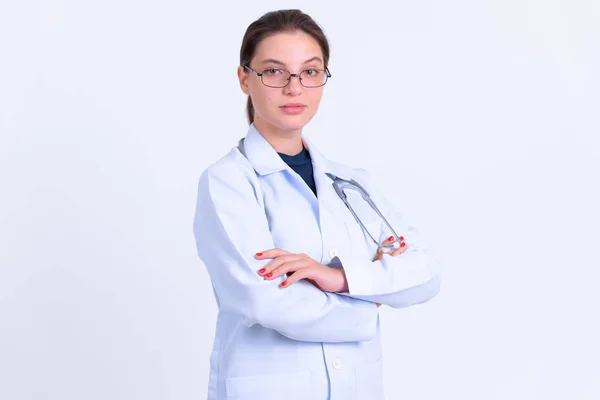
[243, 65, 332, 88]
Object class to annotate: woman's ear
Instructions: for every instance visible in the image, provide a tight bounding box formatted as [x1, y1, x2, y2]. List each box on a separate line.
[237, 66, 250, 95]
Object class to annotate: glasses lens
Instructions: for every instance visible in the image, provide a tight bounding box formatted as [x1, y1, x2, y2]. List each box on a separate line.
[260, 68, 329, 87]
[301, 69, 327, 87]
[261, 69, 289, 87]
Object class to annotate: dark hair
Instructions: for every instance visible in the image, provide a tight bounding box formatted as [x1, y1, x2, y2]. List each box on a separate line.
[239, 9, 330, 124]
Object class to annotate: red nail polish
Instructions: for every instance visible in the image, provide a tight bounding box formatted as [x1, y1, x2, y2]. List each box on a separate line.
[258, 268, 265, 274]
[399, 236, 404, 241]
[256, 252, 262, 257]
[281, 281, 287, 287]
[266, 272, 273, 278]
[387, 236, 394, 241]
[401, 242, 406, 247]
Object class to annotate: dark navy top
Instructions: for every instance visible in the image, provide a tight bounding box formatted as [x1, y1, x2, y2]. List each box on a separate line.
[277, 145, 317, 197]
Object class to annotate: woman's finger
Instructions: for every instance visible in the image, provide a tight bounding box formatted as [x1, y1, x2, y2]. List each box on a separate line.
[254, 248, 289, 259]
[388, 241, 408, 256]
[383, 235, 405, 244]
[257, 254, 301, 277]
[372, 247, 384, 261]
[280, 268, 311, 288]
[376, 235, 407, 258]
[388, 248, 404, 257]
[264, 258, 309, 280]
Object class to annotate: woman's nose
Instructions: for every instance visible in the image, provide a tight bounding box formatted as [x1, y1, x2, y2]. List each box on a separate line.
[284, 75, 303, 94]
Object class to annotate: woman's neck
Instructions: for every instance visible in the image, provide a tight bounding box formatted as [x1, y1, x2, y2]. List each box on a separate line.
[253, 118, 304, 155]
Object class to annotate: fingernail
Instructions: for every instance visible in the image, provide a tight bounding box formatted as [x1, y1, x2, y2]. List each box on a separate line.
[266, 272, 273, 278]
[255, 252, 262, 257]
[399, 236, 404, 241]
[387, 236, 394, 241]
[401, 242, 406, 247]
[258, 268, 266, 274]
[281, 281, 288, 287]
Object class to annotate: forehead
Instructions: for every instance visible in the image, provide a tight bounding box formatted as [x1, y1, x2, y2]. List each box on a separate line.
[254, 31, 323, 66]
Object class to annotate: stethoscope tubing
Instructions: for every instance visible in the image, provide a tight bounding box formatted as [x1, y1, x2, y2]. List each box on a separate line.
[326, 173, 401, 252]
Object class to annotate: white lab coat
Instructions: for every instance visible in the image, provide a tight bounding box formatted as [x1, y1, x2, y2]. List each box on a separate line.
[193, 123, 441, 400]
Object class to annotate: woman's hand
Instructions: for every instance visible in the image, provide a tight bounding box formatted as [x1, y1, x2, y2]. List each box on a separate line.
[372, 235, 407, 262]
[373, 235, 407, 307]
[255, 249, 347, 292]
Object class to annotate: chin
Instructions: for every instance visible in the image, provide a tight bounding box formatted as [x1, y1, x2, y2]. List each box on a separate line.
[276, 115, 315, 132]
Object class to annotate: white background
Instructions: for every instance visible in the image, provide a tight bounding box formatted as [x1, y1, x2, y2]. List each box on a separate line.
[1, 0, 599, 399]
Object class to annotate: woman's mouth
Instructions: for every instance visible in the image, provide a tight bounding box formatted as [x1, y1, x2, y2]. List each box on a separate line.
[280, 103, 306, 115]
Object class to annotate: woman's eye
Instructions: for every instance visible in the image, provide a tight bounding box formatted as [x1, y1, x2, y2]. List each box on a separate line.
[265, 68, 281, 75]
[305, 69, 319, 76]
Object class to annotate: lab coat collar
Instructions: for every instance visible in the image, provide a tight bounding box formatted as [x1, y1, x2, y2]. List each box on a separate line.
[242, 123, 354, 181]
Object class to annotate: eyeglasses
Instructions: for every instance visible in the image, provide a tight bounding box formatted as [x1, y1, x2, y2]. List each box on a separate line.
[243, 65, 331, 88]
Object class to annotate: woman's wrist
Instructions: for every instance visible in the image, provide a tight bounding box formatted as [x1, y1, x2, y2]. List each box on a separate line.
[337, 268, 349, 293]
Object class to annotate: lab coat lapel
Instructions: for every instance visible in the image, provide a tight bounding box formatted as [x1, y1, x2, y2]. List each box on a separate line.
[303, 136, 355, 265]
[302, 135, 354, 202]
[240, 125, 351, 264]
[241, 123, 353, 182]
[241, 123, 321, 230]
[241, 123, 289, 176]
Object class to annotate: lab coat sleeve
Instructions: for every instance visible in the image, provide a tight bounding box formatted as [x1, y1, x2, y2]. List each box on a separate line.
[193, 163, 379, 343]
[336, 169, 441, 309]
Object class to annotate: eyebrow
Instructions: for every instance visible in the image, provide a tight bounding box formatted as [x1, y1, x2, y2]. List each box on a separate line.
[260, 56, 323, 66]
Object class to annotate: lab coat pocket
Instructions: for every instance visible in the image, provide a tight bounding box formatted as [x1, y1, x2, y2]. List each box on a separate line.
[225, 370, 313, 400]
[354, 358, 385, 400]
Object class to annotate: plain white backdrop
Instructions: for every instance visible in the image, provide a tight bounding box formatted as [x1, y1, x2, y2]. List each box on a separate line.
[1, 0, 599, 399]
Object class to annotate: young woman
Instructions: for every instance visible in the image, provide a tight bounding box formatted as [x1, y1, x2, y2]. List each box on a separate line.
[193, 9, 441, 400]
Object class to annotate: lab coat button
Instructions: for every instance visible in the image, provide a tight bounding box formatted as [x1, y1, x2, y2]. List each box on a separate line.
[329, 248, 338, 258]
[333, 358, 343, 370]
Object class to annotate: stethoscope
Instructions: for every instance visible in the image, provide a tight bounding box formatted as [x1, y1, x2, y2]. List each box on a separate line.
[238, 138, 401, 252]
[326, 173, 401, 252]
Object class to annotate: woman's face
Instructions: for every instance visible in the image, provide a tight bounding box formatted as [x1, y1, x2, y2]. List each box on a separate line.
[238, 30, 326, 135]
